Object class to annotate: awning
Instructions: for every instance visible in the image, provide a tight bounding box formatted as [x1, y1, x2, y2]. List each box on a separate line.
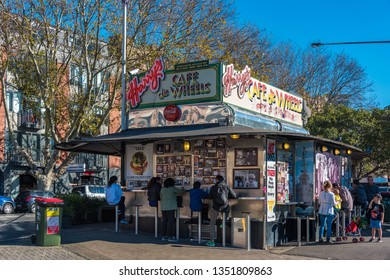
[55, 123, 364, 158]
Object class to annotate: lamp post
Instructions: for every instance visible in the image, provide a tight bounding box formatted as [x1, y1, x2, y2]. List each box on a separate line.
[311, 40, 390, 48]
[121, 0, 128, 132]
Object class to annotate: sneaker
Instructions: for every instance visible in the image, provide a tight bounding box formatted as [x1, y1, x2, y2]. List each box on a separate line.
[318, 238, 324, 243]
[120, 219, 128, 224]
[377, 238, 383, 243]
[168, 237, 178, 242]
[206, 241, 215, 247]
[326, 239, 333, 244]
[161, 236, 168, 241]
[369, 237, 375, 242]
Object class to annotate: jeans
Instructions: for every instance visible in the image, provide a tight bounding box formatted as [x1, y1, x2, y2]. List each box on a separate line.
[319, 214, 335, 240]
[161, 210, 176, 237]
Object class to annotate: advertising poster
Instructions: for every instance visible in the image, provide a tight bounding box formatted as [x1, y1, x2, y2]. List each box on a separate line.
[315, 152, 341, 197]
[126, 144, 153, 189]
[295, 142, 315, 204]
[276, 161, 289, 203]
[266, 139, 276, 222]
[46, 207, 60, 235]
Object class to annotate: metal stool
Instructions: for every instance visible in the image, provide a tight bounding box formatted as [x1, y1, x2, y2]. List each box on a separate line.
[132, 204, 142, 235]
[222, 212, 226, 247]
[114, 205, 119, 232]
[153, 206, 158, 238]
[192, 211, 202, 244]
[176, 208, 180, 240]
[241, 211, 251, 251]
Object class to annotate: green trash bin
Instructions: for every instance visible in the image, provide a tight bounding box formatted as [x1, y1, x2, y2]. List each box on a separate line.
[33, 197, 65, 246]
[381, 192, 390, 223]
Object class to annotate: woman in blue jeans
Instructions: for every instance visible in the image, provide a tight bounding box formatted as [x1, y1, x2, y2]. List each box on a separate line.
[318, 180, 337, 243]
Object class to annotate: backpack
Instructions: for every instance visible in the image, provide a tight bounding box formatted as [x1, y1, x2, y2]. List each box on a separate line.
[214, 184, 229, 211]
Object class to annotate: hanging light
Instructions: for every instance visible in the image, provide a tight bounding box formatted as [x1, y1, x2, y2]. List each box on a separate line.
[183, 141, 191, 151]
[230, 134, 240, 139]
[320, 146, 328, 152]
[346, 149, 352, 155]
[282, 143, 290, 150]
[333, 148, 341, 155]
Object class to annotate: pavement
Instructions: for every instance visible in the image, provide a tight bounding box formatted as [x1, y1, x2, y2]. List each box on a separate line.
[1, 220, 390, 260]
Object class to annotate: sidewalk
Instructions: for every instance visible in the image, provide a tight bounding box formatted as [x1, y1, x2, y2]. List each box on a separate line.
[1, 221, 389, 260]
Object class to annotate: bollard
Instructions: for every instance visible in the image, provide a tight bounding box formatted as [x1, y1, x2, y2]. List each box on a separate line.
[176, 208, 180, 241]
[297, 216, 301, 247]
[242, 212, 251, 251]
[222, 212, 226, 247]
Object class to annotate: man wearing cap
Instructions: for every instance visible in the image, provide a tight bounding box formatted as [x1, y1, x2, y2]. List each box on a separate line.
[368, 193, 385, 242]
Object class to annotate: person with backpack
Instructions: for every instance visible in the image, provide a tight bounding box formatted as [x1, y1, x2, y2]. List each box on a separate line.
[207, 175, 236, 247]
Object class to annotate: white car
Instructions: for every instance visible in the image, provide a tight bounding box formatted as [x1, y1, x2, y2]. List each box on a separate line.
[71, 185, 106, 199]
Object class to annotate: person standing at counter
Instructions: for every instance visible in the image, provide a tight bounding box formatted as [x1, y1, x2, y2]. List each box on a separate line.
[318, 180, 336, 243]
[146, 177, 162, 207]
[207, 175, 236, 247]
[105, 176, 128, 224]
[160, 177, 185, 242]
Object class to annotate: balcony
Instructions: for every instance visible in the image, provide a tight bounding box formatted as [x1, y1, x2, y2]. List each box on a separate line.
[17, 110, 44, 132]
[1, 149, 41, 166]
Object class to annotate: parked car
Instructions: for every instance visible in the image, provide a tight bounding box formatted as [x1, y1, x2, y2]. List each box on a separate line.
[71, 185, 106, 199]
[0, 196, 16, 214]
[14, 190, 56, 213]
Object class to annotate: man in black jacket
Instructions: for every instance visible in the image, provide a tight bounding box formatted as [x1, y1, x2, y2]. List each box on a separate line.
[207, 175, 236, 247]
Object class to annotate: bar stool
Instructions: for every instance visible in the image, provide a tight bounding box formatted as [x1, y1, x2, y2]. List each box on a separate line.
[176, 208, 180, 240]
[153, 206, 159, 238]
[241, 211, 251, 251]
[132, 204, 143, 235]
[191, 211, 202, 244]
[114, 205, 119, 232]
[222, 212, 226, 247]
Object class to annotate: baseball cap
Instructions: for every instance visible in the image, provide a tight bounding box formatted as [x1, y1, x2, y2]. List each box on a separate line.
[375, 193, 382, 199]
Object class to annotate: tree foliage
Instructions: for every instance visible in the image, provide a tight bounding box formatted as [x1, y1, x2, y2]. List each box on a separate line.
[306, 104, 390, 178]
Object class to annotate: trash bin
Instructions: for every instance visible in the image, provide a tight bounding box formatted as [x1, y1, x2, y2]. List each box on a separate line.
[33, 197, 65, 246]
[381, 192, 390, 223]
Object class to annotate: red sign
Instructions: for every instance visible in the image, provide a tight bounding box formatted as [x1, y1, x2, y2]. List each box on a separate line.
[126, 58, 165, 108]
[163, 105, 181, 122]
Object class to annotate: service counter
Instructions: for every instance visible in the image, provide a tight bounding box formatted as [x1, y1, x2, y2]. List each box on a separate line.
[122, 188, 267, 248]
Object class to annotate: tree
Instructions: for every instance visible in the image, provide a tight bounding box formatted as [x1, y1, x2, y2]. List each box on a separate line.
[264, 42, 375, 112]
[306, 104, 390, 178]
[0, 0, 243, 191]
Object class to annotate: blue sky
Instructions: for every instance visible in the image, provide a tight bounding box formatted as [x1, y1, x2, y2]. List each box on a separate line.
[236, 0, 390, 108]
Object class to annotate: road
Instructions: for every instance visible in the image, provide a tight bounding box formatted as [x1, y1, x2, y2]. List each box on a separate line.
[0, 212, 35, 244]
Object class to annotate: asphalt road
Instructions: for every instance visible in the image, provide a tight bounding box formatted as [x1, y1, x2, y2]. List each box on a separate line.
[0, 212, 35, 244]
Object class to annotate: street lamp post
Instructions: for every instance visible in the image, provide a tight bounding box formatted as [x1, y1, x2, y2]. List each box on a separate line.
[311, 40, 390, 48]
[121, 0, 128, 132]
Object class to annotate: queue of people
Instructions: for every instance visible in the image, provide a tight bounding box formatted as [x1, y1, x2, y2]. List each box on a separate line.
[317, 176, 384, 244]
